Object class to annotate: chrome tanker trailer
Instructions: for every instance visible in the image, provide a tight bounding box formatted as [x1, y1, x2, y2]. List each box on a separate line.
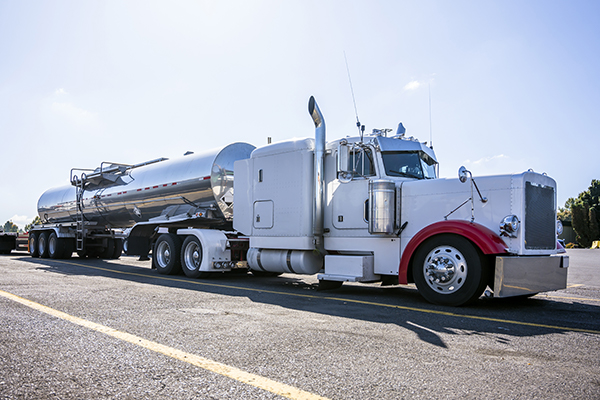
[30, 97, 568, 306]
[30, 143, 255, 259]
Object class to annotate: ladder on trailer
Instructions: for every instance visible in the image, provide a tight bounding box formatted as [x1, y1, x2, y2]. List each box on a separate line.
[75, 178, 85, 251]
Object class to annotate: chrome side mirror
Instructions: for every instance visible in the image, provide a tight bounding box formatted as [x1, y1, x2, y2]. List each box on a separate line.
[337, 142, 353, 182]
[337, 142, 349, 174]
[446, 166, 488, 222]
[458, 166, 469, 183]
[458, 166, 487, 203]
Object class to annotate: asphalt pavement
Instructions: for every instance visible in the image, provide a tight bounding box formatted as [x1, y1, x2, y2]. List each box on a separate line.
[565, 248, 600, 287]
[1, 251, 599, 399]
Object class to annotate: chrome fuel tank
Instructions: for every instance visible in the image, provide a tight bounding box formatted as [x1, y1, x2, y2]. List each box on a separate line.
[37, 142, 256, 228]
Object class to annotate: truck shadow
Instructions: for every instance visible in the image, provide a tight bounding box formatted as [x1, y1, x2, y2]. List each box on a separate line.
[16, 256, 600, 349]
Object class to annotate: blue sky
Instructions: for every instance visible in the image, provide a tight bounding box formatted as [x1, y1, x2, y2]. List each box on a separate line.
[1, 0, 599, 229]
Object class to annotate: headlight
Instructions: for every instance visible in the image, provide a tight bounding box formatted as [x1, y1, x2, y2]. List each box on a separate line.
[556, 219, 564, 236]
[500, 215, 520, 237]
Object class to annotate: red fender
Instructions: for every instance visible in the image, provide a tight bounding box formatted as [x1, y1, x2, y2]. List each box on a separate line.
[398, 220, 508, 284]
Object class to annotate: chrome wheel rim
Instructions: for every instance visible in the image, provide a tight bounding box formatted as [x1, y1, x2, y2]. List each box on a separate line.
[423, 245, 468, 294]
[29, 236, 37, 255]
[183, 241, 201, 272]
[155, 241, 171, 268]
[38, 235, 46, 255]
[49, 235, 57, 255]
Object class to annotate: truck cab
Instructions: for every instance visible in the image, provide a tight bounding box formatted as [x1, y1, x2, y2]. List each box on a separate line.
[234, 97, 567, 306]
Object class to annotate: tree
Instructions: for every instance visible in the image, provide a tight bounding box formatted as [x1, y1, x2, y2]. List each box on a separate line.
[23, 216, 41, 233]
[567, 180, 600, 248]
[3, 221, 19, 233]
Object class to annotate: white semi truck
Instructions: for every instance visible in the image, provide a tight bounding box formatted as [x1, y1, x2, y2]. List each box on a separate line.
[29, 97, 568, 306]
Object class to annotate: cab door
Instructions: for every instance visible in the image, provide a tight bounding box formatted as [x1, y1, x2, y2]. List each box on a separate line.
[331, 146, 377, 230]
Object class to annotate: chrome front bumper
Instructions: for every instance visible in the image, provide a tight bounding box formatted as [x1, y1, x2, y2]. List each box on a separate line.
[493, 255, 569, 298]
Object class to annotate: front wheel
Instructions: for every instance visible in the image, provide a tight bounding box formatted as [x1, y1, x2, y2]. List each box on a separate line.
[412, 234, 489, 306]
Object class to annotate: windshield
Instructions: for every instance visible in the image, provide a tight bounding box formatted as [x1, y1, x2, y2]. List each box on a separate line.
[381, 151, 437, 179]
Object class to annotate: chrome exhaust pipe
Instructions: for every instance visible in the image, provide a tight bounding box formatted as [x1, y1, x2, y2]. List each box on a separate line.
[308, 96, 326, 255]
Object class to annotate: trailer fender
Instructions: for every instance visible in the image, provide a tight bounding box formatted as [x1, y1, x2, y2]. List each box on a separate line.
[30, 226, 74, 238]
[177, 229, 231, 272]
[398, 220, 508, 284]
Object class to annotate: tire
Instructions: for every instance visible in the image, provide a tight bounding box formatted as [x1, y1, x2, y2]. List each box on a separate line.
[29, 232, 39, 258]
[48, 232, 65, 259]
[112, 239, 123, 259]
[180, 236, 211, 278]
[62, 239, 74, 259]
[412, 234, 489, 306]
[38, 231, 50, 258]
[154, 234, 182, 275]
[100, 238, 115, 259]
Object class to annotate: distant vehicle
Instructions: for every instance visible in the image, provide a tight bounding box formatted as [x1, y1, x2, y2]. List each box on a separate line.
[27, 97, 568, 306]
[0, 229, 29, 254]
[0, 227, 17, 254]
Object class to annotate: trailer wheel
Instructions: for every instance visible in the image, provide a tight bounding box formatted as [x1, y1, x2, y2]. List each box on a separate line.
[154, 234, 182, 275]
[100, 238, 115, 259]
[112, 239, 123, 259]
[63, 239, 74, 259]
[38, 231, 50, 258]
[181, 236, 211, 278]
[48, 232, 65, 259]
[29, 232, 39, 258]
[412, 234, 489, 306]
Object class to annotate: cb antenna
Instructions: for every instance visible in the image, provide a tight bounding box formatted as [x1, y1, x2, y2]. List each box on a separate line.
[428, 82, 433, 149]
[344, 51, 365, 141]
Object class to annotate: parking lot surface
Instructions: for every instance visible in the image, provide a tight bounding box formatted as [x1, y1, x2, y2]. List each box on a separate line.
[1, 250, 599, 399]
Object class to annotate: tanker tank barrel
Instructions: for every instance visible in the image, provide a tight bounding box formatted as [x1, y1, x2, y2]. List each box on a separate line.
[40, 143, 256, 228]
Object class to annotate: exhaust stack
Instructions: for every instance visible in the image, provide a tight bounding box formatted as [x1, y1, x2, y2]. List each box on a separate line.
[308, 96, 326, 255]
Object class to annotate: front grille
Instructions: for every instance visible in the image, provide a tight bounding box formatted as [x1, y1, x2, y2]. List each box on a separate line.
[524, 181, 555, 249]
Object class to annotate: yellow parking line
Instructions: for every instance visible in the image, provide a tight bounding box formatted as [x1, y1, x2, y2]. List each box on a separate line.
[0, 289, 329, 400]
[54, 260, 600, 336]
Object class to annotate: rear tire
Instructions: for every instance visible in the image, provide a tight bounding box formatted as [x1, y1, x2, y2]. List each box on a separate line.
[181, 236, 211, 278]
[48, 232, 65, 259]
[154, 234, 182, 275]
[62, 239, 74, 259]
[100, 238, 115, 259]
[29, 232, 39, 258]
[112, 239, 123, 259]
[38, 231, 50, 258]
[413, 234, 489, 306]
